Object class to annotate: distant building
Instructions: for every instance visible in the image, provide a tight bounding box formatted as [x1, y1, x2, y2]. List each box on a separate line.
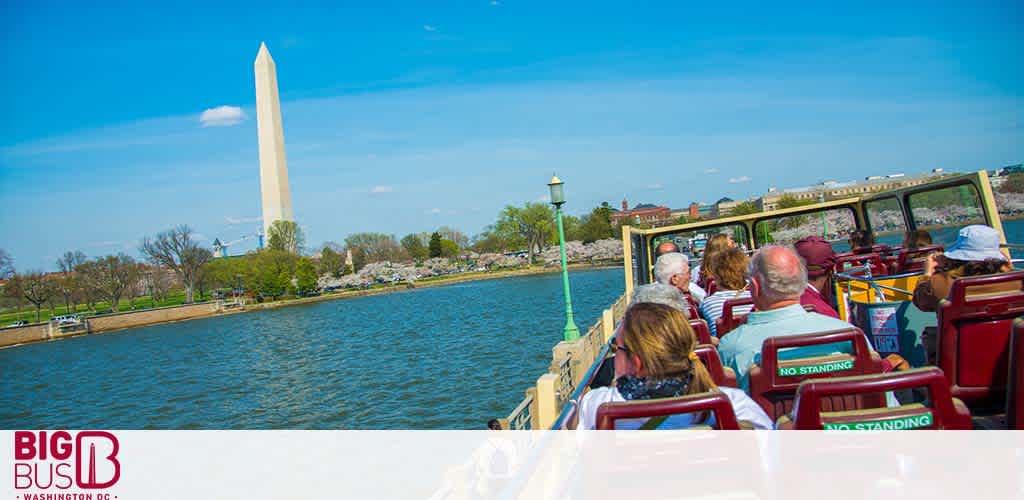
[714, 197, 742, 217]
[611, 198, 673, 226]
[756, 172, 942, 212]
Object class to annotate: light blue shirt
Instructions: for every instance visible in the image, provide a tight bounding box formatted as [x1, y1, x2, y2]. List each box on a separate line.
[718, 304, 856, 392]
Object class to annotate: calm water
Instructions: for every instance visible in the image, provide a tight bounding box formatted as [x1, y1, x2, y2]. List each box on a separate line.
[0, 267, 623, 429]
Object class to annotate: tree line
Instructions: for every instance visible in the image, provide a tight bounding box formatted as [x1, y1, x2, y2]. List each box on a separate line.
[0, 200, 623, 322]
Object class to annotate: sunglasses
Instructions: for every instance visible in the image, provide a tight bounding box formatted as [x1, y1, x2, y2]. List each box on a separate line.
[609, 338, 631, 357]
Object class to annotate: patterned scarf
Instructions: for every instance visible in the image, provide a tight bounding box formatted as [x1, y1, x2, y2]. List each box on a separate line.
[616, 372, 694, 401]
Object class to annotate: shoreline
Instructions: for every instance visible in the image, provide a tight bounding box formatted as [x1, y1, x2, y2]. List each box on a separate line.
[0, 262, 622, 350]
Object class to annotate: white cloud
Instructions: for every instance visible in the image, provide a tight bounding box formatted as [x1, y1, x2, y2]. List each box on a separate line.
[428, 208, 442, 214]
[225, 215, 262, 225]
[371, 185, 393, 194]
[423, 25, 437, 32]
[704, 168, 720, 174]
[491, 0, 501, 5]
[199, 105, 246, 127]
[647, 183, 663, 189]
[729, 176, 752, 184]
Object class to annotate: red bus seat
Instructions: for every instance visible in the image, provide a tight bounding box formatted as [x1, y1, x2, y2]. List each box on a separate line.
[689, 318, 713, 345]
[695, 344, 737, 388]
[716, 296, 755, 337]
[705, 277, 718, 296]
[895, 245, 943, 274]
[785, 367, 972, 430]
[1008, 319, 1024, 430]
[748, 328, 885, 420]
[937, 271, 1024, 411]
[596, 391, 741, 430]
[682, 293, 701, 319]
[835, 252, 888, 277]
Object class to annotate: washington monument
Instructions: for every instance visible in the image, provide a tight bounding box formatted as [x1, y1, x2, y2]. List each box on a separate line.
[254, 42, 294, 238]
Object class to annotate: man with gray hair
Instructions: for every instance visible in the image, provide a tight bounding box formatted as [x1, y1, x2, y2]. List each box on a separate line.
[653, 252, 707, 302]
[718, 245, 853, 391]
[631, 283, 690, 318]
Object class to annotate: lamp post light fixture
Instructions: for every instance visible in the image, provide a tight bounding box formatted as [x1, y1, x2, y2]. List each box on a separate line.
[548, 175, 580, 342]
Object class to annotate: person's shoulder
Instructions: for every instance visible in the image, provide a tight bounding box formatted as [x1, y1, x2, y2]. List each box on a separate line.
[718, 387, 773, 429]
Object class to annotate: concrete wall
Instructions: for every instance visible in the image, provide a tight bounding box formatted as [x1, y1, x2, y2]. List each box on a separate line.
[87, 302, 220, 333]
[0, 324, 48, 348]
[0, 302, 223, 349]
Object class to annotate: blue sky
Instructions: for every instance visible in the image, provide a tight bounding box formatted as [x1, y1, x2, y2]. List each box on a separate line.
[1, 1, 1021, 270]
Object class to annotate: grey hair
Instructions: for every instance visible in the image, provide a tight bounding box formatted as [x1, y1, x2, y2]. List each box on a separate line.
[749, 245, 808, 303]
[631, 283, 690, 318]
[653, 252, 689, 285]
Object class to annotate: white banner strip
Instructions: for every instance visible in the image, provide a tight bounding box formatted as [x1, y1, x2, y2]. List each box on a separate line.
[3, 431, 1022, 499]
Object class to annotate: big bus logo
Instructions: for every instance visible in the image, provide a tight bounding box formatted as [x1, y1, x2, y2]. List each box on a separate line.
[13, 431, 121, 490]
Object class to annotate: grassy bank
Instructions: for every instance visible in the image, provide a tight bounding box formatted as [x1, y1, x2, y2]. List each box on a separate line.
[1, 261, 623, 328]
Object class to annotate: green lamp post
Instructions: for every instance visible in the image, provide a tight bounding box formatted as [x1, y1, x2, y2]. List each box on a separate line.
[549, 175, 580, 342]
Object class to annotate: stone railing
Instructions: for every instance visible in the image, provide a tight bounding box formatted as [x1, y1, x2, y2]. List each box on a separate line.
[504, 292, 629, 430]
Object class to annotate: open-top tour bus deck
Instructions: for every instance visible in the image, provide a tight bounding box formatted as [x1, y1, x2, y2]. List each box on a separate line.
[505, 170, 1023, 431]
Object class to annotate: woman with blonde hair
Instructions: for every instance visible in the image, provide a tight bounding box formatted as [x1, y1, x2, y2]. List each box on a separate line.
[576, 302, 771, 430]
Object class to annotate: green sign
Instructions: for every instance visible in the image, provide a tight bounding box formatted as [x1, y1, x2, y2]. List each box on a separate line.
[777, 359, 854, 377]
[823, 412, 934, 431]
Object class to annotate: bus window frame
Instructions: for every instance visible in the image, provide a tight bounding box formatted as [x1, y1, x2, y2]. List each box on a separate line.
[861, 194, 905, 239]
[750, 205, 860, 247]
[620, 171, 1004, 294]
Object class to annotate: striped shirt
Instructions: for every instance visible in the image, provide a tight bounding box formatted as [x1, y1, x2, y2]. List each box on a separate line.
[700, 289, 753, 337]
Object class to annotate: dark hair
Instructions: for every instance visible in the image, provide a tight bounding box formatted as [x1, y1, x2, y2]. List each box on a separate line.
[940, 257, 1007, 277]
[848, 229, 874, 250]
[654, 241, 681, 259]
[903, 229, 933, 250]
[487, 419, 502, 430]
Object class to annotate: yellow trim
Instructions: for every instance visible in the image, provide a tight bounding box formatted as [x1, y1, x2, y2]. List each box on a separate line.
[621, 225, 634, 299]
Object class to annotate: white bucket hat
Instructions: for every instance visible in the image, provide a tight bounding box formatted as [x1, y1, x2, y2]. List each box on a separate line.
[943, 225, 1007, 262]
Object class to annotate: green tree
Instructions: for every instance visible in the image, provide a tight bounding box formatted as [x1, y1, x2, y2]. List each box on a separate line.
[436, 226, 469, 249]
[440, 239, 460, 258]
[494, 202, 555, 264]
[729, 201, 760, 216]
[469, 228, 509, 253]
[266, 220, 305, 254]
[247, 250, 296, 301]
[428, 232, 443, 258]
[295, 257, 319, 295]
[577, 203, 616, 243]
[401, 234, 429, 261]
[558, 214, 582, 243]
[317, 246, 344, 277]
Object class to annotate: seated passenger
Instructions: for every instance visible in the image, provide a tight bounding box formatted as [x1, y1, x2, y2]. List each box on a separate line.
[793, 236, 840, 318]
[653, 252, 707, 302]
[718, 245, 855, 391]
[694, 233, 735, 286]
[632, 283, 691, 318]
[699, 247, 753, 337]
[903, 229, 933, 250]
[847, 229, 876, 254]
[576, 302, 772, 430]
[913, 225, 1014, 313]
